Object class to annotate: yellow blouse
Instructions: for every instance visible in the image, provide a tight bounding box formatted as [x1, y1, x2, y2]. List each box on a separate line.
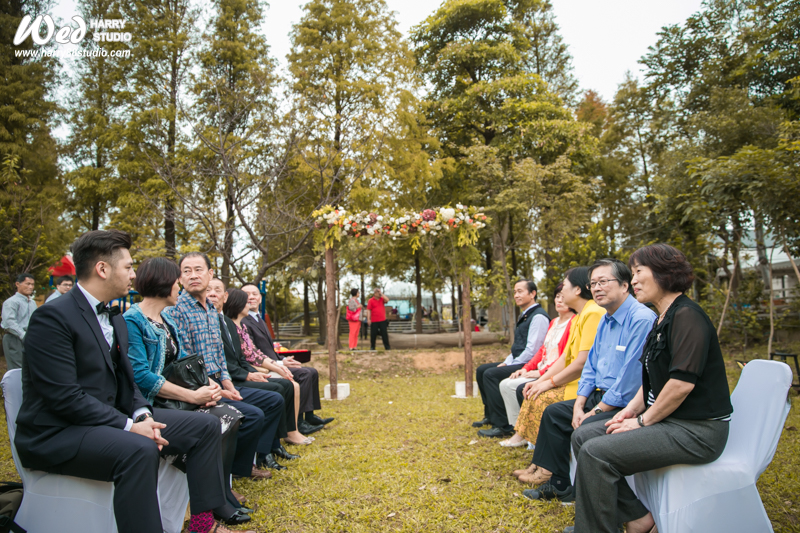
[561, 299, 605, 400]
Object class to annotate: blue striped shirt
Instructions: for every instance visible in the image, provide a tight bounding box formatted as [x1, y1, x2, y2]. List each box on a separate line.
[166, 290, 230, 381]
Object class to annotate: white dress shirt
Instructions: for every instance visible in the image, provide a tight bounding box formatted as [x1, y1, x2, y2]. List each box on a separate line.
[76, 283, 150, 430]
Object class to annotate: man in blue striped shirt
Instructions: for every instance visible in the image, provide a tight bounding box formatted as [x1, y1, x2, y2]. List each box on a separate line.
[168, 253, 288, 486]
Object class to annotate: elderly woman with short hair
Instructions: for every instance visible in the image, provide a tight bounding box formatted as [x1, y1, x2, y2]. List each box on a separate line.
[566, 244, 733, 533]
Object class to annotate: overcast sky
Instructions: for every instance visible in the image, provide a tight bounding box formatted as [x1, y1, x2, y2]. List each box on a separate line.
[261, 0, 706, 103]
[49, 0, 706, 103]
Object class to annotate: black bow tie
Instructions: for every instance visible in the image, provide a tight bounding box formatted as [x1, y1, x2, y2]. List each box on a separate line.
[96, 302, 121, 317]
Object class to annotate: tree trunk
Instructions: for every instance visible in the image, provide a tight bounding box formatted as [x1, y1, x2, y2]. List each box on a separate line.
[415, 250, 422, 334]
[317, 272, 326, 345]
[754, 217, 770, 291]
[509, 215, 517, 278]
[462, 271, 473, 397]
[221, 179, 235, 284]
[431, 288, 438, 330]
[784, 243, 800, 285]
[302, 278, 311, 336]
[326, 248, 338, 399]
[360, 273, 365, 307]
[768, 247, 775, 357]
[164, 199, 176, 259]
[717, 256, 739, 337]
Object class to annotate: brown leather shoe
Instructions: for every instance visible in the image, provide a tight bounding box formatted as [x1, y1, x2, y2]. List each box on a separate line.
[231, 489, 247, 504]
[513, 463, 537, 478]
[519, 468, 552, 485]
[250, 465, 272, 479]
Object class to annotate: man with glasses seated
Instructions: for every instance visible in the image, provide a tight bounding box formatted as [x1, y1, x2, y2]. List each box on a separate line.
[520, 258, 656, 504]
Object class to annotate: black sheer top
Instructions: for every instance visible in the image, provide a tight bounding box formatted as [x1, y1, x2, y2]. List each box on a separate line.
[640, 294, 733, 420]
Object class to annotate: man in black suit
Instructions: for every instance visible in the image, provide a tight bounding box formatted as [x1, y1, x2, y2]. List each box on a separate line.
[15, 230, 250, 533]
[241, 283, 334, 432]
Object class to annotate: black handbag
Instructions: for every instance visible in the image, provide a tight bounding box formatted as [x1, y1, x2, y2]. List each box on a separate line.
[154, 353, 208, 411]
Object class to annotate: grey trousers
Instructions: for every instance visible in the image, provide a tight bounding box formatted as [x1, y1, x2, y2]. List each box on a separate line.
[2, 334, 24, 370]
[571, 416, 729, 533]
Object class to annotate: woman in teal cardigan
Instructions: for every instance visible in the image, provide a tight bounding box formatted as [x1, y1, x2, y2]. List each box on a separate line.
[124, 257, 254, 523]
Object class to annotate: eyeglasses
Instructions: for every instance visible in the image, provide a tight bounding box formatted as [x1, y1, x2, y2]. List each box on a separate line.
[590, 278, 619, 289]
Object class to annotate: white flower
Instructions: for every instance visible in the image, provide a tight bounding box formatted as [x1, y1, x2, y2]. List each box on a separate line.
[377, 215, 383, 221]
[420, 229, 426, 235]
[440, 208, 455, 220]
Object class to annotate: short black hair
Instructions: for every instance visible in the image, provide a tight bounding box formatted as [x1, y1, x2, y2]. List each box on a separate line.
[588, 258, 634, 295]
[55, 275, 73, 286]
[209, 277, 226, 289]
[514, 279, 538, 300]
[564, 267, 592, 300]
[350, 288, 358, 296]
[135, 257, 180, 298]
[71, 230, 132, 281]
[240, 282, 258, 291]
[223, 288, 249, 319]
[16, 273, 34, 283]
[178, 252, 211, 270]
[629, 244, 695, 293]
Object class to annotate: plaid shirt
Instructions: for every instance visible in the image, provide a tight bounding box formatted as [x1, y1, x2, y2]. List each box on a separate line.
[167, 290, 230, 381]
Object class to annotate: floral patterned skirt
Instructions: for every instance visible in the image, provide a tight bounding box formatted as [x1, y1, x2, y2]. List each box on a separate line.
[514, 387, 566, 443]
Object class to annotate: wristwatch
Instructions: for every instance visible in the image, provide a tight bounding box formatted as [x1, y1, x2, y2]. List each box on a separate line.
[135, 412, 153, 423]
[637, 414, 646, 427]
[593, 406, 603, 415]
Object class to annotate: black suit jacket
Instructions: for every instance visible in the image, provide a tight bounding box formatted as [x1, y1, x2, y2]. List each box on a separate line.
[218, 314, 258, 382]
[242, 314, 281, 362]
[15, 287, 150, 469]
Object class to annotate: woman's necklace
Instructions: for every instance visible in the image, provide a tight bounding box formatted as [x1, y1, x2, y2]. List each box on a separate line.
[657, 296, 678, 323]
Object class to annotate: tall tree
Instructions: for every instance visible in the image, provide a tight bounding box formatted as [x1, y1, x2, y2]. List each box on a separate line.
[0, 0, 72, 296]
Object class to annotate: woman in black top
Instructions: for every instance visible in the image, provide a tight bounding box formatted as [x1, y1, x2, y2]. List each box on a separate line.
[567, 244, 733, 533]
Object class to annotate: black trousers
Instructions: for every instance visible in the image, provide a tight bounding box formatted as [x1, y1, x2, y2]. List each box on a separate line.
[370, 320, 390, 350]
[236, 377, 296, 433]
[222, 387, 284, 476]
[47, 409, 226, 533]
[360, 321, 369, 339]
[476, 362, 523, 427]
[531, 390, 617, 480]
[288, 366, 322, 413]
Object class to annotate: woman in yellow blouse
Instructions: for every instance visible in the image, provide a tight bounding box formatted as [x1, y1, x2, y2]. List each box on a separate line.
[512, 267, 605, 483]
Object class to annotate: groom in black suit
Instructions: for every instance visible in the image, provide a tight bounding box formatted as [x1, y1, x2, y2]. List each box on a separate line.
[15, 230, 243, 533]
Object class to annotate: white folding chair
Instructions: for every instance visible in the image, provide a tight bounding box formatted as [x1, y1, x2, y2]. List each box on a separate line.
[632, 359, 792, 532]
[1, 369, 190, 533]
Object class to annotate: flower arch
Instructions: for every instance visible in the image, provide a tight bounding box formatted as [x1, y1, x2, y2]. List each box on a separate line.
[312, 205, 490, 398]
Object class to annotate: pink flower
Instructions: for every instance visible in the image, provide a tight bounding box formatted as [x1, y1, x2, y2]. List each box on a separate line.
[422, 209, 436, 221]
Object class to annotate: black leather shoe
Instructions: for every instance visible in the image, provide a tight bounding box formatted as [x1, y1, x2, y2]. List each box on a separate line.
[260, 453, 287, 470]
[478, 427, 514, 438]
[237, 505, 256, 515]
[522, 481, 575, 502]
[472, 417, 491, 428]
[272, 444, 300, 461]
[306, 413, 334, 425]
[215, 510, 251, 525]
[298, 420, 324, 435]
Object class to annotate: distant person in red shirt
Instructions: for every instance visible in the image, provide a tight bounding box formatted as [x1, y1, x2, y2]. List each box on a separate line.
[366, 287, 390, 350]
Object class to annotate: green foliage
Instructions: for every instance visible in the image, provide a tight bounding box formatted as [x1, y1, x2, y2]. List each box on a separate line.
[0, 156, 70, 298]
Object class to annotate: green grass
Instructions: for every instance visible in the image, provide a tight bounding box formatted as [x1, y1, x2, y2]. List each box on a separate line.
[1, 343, 798, 532]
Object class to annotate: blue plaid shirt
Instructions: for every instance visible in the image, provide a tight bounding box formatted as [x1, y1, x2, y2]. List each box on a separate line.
[166, 290, 230, 381]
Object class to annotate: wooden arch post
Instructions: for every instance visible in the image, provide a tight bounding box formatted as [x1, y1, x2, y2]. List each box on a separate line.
[461, 270, 473, 397]
[326, 246, 338, 399]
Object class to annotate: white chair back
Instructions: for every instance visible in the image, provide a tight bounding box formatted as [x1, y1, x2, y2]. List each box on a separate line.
[725, 359, 793, 477]
[2, 369, 29, 483]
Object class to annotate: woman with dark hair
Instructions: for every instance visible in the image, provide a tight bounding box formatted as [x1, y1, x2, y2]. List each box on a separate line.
[346, 288, 362, 350]
[498, 283, 576, 448]
[566, 244, 732, 533]
[511, 267, 605, 483]
[124, 257, 254, 527]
